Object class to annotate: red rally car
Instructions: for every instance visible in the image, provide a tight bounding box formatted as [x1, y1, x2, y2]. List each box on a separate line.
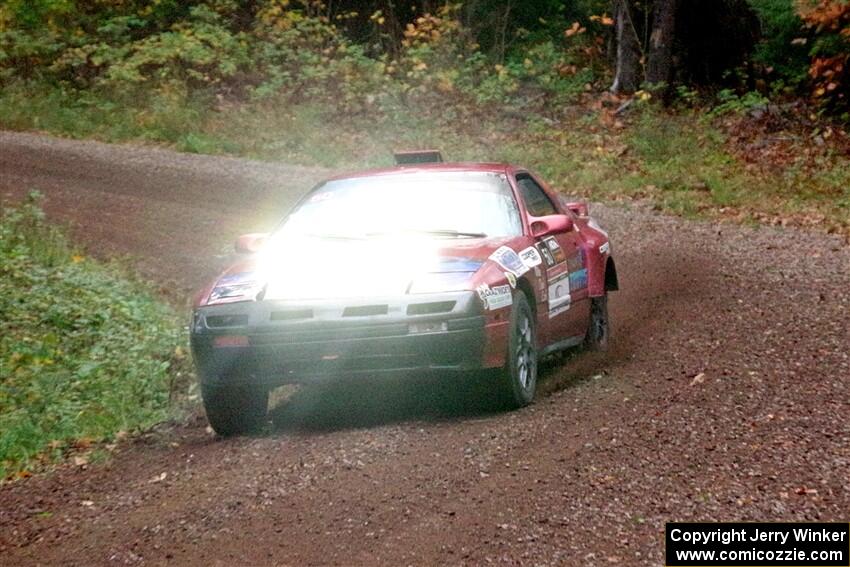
[191, 155, 618, 435]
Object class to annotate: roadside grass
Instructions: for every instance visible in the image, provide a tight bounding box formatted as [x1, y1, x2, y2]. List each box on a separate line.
[507, 110, 850, 232]
[0, 193, 190, 480]
[1, 82, 847, 236]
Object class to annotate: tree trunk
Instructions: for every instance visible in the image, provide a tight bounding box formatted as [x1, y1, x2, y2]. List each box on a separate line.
[646, 0, 677, 91]
[610, 0, 642, 94]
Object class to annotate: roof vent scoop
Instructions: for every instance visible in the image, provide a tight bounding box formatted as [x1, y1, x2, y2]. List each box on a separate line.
[393, 150, 444, 165]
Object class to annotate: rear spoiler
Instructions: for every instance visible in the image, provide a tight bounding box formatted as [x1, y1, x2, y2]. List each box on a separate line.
[393, 150, 444, 165]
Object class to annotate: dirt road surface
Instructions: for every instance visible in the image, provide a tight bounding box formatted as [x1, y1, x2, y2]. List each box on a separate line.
[0, 131, 848, 566]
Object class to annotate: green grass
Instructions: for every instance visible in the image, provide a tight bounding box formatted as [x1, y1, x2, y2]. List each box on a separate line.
[0, 193, 188, 479]
[0, 81, 214, 147]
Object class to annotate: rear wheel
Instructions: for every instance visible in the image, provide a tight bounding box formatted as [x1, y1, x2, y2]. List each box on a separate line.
[498, 293, 538, 409]
[584, 294, 610, 351]
[201, 383, 269, 436]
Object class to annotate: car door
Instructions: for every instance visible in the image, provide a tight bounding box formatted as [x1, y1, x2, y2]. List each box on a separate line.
[514, 172, 588, 346]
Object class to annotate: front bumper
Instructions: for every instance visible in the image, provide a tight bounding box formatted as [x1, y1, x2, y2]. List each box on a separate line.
[190, 291, 491, 386]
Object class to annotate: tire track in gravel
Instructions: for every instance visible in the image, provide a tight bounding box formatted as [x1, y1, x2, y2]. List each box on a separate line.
[0, 131, 847, 566]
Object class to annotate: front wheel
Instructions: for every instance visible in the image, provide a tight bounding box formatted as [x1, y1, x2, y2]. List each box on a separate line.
[201, 383, 269, 436]
[498, 292, 538, 409]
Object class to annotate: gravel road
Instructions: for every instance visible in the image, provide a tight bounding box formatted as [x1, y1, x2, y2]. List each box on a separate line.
[0, 131, 848, 566]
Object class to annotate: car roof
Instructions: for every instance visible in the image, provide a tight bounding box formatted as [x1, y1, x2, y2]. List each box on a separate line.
[325, 162, 515, 182]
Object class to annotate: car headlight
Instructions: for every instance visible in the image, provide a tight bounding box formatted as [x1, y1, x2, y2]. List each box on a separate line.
[407, 272, 475, 294]
[208, 272, 264, 305]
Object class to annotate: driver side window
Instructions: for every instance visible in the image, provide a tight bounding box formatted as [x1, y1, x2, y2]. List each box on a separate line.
[516, 173, 557, 217]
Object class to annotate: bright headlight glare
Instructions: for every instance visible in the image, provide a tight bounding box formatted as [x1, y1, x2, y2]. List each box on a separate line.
[258, 233, 446, 300]
[408, 272, 475, 294]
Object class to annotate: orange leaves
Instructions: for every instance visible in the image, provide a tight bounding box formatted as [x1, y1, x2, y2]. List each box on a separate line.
[797, 0, 850, 31]
[564, 22, 586, 38]
[369, 10, 385, 26]
[795, 1, 849, 107]
[589, 14, 615, 26]
[257, 0, 295, 31]
[400, 4, 465, 50]
[809, 55, 847, 98]
[557, 64, 579, 77]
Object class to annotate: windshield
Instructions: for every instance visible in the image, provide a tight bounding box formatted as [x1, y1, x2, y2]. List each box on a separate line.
[278, 171, 523, 239]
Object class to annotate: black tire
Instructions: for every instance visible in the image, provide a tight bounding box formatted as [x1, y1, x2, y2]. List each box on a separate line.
[201, 383, 269, 436]
[498, 292, 538, 409]
[584, 294, 610, 351]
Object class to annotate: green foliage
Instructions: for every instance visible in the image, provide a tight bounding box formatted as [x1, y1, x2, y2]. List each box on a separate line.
[0, 0, 75, 31]
[0, 193, 186, 479]
[748, 0, 810, 86]
[460, 0, 608, 56]
[249, 4, 387, 110]
[0, 27, 65, 81]
[47, 5, 251, 93]
[0, 0, 605, 116]
[108, 6, 248, 90]
[709, 88, 771, 116]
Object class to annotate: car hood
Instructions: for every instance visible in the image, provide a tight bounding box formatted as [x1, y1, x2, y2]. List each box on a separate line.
[205, 235, 516, 304]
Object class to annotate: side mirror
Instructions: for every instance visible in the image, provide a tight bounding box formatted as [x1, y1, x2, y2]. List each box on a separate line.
[530, 214, 574, 238]
[565, 201, 589, 217]
[234, 233, 268, 254]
